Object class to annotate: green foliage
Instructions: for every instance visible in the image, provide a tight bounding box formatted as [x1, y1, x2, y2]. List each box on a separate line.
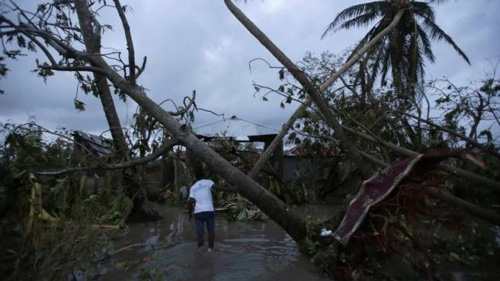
[136, 266, 165, 281]
[0, 56, 7, 94]
[276, 50, 500, 280]
[216, 193, 264, 221]
[322, 0, 470, 99]
[298, 216, 324, 256]
[0, 122, 132, 280]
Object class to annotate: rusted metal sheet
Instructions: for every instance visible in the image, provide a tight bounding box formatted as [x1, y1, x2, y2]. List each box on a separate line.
[333, 155, 424, 246]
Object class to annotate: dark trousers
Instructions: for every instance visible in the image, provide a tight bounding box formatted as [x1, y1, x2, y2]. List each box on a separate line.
[194, 211, 215, 248]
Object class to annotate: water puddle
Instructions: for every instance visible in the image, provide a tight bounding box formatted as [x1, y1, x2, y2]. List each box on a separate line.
[95, 206, 324, 281]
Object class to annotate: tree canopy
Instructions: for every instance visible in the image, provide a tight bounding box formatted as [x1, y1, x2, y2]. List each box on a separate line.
[322, 0, 470, 101]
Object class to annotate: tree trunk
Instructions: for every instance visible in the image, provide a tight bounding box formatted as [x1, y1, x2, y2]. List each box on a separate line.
[74, 0, 159, 221]
[226, 0, 404, 180]
[70, 0, 404, 241]
[94, 75, 128, 155]
[85, 50, 308, 240]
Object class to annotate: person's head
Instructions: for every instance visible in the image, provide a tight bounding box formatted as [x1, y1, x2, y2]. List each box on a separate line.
[193, 164, 204, 181]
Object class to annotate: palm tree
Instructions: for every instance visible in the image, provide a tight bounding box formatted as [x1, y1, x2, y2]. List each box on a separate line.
[322, 0, 470, 101]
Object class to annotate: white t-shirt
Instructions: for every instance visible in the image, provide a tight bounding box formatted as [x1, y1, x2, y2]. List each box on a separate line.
[188, 179, 215, 214]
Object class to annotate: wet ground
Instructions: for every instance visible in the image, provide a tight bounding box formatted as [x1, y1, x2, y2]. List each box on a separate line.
[94, 205, 333, 281]
[88, 204, 500, 281]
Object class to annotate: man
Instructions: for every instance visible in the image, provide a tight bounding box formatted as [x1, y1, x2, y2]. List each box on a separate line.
[187, 168, 236, 251]
[187, 174, 217, 251]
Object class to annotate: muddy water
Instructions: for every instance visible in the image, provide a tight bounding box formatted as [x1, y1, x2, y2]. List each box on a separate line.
[95, 206, 331, 281]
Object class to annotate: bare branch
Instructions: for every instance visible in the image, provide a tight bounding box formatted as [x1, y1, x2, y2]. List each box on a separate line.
[397, 111, 500, 159]
[37, 137, 180, 176]
[112, 0, 136, 84]
[342, 124, 500, 193]
[39, 63, 108, 74]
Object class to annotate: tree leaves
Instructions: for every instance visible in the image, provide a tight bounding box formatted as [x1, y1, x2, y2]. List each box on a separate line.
[74, 99, 86, 111]
[322, 0, 470, 100]
[33, 62, 55, 83]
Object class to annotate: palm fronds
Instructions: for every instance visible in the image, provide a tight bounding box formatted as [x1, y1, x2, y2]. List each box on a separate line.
[322, 0, 470, 99]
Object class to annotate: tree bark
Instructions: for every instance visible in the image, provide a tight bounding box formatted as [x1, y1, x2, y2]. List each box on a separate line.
[74, 0, 159, 221]
[73, 0, 128, 157]
[74, 33, 308, 241]
[94, 75, 129, 155]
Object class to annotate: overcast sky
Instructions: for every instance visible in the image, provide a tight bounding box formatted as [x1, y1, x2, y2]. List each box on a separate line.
[1, 0, 499, 139]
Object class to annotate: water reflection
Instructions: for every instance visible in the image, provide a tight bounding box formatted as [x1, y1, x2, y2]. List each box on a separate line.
[97, 206, 323, 281]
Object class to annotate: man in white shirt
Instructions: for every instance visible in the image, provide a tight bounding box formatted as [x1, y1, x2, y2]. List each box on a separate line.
[187, 168, 236, 251]
[187, 176, 217, 251]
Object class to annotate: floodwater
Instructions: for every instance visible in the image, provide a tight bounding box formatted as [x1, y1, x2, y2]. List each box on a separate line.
[94, 206, 331, 281]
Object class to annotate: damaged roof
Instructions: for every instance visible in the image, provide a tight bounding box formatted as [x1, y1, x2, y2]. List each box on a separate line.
[73, 130, 113, 156]
[194, 115, 278, 139]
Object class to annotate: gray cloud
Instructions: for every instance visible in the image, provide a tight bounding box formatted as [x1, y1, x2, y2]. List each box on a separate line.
[1, 0, 499, 137]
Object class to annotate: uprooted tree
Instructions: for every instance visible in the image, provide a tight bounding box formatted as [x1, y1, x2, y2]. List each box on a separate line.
[1, 0, 499, 280]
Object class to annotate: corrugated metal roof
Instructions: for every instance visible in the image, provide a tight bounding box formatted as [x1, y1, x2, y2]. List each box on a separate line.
[194, 115, 278, 138]
[73, 130, 113, 156]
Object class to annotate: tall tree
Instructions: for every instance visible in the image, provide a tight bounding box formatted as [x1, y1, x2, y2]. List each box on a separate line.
[74, 0, 158, 220]
[322, 0, 470, 101]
